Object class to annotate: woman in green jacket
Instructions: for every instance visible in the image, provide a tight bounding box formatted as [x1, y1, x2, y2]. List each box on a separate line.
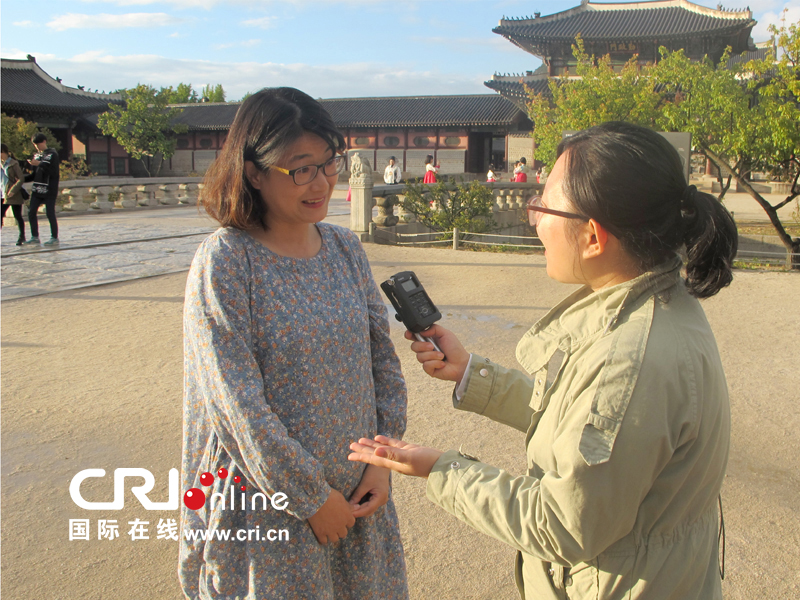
[350, 122, 736, 599]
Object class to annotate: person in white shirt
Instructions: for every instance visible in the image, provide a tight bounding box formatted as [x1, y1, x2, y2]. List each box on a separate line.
[384, 156, 401, 185]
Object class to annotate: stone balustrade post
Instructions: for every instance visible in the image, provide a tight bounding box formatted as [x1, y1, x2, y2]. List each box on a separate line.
[116, 185, 138, 209]
[155, 184, 179, 205]
[349, 152, 374, 234]
[137, 184, 158, 207]
[61, 188, 89, 212]
[196, 183, 206, 207]
[179, 183, 199, 205]
[496, 189, 508, 212]
[374, 194, 399, 227]
[89, 186, 114, 212]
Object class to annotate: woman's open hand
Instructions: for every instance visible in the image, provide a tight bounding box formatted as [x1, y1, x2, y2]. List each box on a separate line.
[349, 436, 443, 479]
[348, 464, 390, 518]
[405, 324, 470, 383]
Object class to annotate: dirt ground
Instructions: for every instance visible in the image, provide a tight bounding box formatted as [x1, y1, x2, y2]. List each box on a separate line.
[2, 244, 799, 599]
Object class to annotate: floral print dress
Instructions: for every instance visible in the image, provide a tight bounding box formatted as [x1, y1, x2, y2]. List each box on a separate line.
[179, 223, 408, 600]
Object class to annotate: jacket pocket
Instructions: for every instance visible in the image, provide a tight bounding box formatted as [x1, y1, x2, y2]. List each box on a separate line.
[578, 297, 655, 466]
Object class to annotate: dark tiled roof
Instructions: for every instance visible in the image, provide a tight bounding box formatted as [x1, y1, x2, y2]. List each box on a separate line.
[321, 95, 525, 127]
[159, 95, 527, 130]
[484, 79, 551, 110]
[495, 1, 755, 42]
[1, 59, 121, 115]
[169, 102, 241, 130]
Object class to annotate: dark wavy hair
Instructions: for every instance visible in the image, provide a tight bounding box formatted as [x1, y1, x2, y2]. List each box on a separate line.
[557, 122, 737, 299]
[201, 87, 345, 230]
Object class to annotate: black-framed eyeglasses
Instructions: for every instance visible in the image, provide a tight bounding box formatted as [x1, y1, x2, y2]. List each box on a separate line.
[271, 154, 345, 185]
[526, 196, 590, 226]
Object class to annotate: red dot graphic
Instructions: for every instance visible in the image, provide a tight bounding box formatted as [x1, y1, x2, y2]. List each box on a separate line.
[240, 485, 246, 492]
[233, 475, 241, 484]
[217, 468, 228, 479]
[200, 472, 214, 486]
[183, 488, 206, 510]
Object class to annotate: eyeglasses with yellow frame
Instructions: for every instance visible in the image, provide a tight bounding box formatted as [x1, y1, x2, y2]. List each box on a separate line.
[271, 154, 346, 186]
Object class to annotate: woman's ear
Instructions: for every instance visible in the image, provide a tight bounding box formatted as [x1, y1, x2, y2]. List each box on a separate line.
[582, 218, 609, 260]
[244, 161, 264, 189]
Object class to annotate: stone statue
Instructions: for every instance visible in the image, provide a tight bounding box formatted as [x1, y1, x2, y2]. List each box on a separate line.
[349, 152, 373, 186]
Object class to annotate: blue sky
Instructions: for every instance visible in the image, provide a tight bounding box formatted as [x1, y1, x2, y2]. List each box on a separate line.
[2, 0, 798, 101]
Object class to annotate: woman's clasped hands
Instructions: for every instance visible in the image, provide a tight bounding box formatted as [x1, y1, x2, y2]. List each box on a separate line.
[308, 463, 395, 545]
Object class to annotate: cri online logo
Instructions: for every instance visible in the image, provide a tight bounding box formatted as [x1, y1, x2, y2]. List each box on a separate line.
[70, 468, 288, 512]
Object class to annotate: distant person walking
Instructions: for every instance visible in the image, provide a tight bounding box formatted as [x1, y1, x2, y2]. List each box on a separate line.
[486, 164, 498, 182]
[384, 156, 401, 185]
[1, 143, 27, 246]
[423, 155, 438, 184]
[25, 133, 60, 246]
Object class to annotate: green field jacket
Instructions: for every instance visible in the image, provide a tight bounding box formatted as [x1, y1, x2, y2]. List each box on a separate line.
[426, 257, 730, 599]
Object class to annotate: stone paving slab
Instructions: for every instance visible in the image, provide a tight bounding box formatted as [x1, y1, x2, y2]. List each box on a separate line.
[1, 201, 352, 301]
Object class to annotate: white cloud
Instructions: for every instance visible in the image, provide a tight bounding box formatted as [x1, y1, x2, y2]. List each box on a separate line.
[213, 39, 262, 50]
[13, 21, 34, 27]
[751, 4, 800, 41]
[47, 13, 185, 32]
[81, 0, 384, 7]
[27, 52, 488, 101]
[80, 0, 220, 8]
[417, 35, 520, 54]
[242, 16, 276, 29]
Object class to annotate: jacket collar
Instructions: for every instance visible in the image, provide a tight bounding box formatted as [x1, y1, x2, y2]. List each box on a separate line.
[516, 255, 683, 373]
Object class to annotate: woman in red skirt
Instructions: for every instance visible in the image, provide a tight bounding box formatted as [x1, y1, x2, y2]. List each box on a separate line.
[423, 155, 439, 183]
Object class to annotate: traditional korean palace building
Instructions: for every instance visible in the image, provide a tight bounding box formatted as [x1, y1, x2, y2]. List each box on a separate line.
[485, 0, 759, 108]
[147, 95, 532, 178]
[0, 57, 127, 174]
[1, 56, 533, 176]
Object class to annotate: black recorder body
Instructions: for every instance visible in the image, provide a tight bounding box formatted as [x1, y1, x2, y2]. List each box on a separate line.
[380, 271, 444, 354]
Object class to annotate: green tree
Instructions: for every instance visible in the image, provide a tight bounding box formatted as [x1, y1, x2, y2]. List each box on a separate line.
[526, 21, 800, 268]
[0, 113, 60, 162]
[201, 83, 226, 103]
[527, 36, 661, 165]
[97, 84, 188, 177]
[401, 180, 497, 239]
[652, 16, 800, 267]
[167, 82, 198, 104]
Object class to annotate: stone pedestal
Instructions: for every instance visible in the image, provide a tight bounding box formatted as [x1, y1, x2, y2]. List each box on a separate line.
[116, 185, 138, 209]
[374, 194, 399, 227]
[396, 195, 416, 223]
[349, 152, 374, 233]
[89, 186, 114, 212]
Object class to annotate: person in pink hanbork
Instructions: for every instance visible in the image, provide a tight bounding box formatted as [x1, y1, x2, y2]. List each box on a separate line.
[423, 154, 438, 183]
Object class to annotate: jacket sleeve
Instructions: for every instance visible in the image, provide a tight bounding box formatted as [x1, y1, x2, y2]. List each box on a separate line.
[184, 236, 332, 521]
[7, 162, 23, 197]
[427, 334, 697, 566]
[350, 232, 407, 439]
[44, 150, 60, 178]
[453, 354, 534, 433]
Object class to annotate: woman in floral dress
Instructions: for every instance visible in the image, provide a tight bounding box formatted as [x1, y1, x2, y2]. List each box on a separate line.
[179, 87, 409, 600]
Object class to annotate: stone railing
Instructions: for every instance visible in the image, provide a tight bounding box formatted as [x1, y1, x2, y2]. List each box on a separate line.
[347, 152, 544, 242]
[58, 177, 205, 214]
